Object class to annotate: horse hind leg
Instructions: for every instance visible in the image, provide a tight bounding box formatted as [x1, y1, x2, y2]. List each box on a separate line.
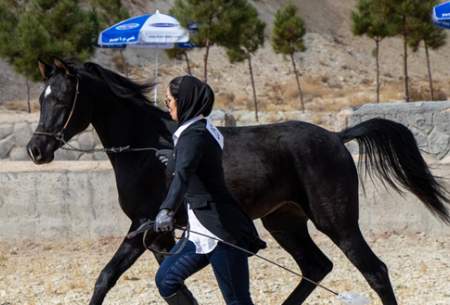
[326, 227, 398, 305]
[308, 197, 398, 305]
[261, 204, 333, 305]
[308, 191, 399, 305]
[299, 139, 398, 305]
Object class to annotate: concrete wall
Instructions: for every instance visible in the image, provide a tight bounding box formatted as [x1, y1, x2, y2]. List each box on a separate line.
[1, 159, 449, 240]
[357, 158, 450, 235]
[0, 162, 129, 240]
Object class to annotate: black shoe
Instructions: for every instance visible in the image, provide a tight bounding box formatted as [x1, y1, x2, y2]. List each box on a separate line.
[163, 287, 199, 305]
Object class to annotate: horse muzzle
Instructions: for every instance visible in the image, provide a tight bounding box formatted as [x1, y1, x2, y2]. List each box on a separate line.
[26, 136, 57, 164]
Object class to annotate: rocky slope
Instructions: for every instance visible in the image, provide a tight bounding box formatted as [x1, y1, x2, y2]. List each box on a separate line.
[1, 0, 449, 112]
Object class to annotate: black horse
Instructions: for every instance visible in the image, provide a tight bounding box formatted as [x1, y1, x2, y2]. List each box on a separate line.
[27, 59, 450, 305]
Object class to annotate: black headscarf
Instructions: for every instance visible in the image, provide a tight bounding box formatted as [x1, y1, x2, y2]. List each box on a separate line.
[170, 75, 214, 126]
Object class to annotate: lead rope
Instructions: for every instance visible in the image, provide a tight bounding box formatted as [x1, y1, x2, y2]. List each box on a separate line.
[35, 127, 161, 154]
[57, 135, 160, 154]
[177, 225, 339, 295]
[180, 226, 370, 305]
[36, 78, 368, 304]
[33, 76, 164, 155]
[131, 223, 370, 305]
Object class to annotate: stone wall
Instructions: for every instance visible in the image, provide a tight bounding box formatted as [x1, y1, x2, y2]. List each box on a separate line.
[234, 101, 450, 161]
[0, 110, 233, 161]
[0, 109, 354, 160]
[231, 110, 344, 130]
[0, 112, 108, 161]
[2, 101, 450, 161]
[1, 160, 449, 240]
[346, 101, 450, 160]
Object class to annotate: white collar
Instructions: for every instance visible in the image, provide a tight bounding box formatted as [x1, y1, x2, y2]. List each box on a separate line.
[173, 115, 205, 145]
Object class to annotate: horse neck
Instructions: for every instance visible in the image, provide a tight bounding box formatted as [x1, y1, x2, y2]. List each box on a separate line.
[81, 76, 175, 153]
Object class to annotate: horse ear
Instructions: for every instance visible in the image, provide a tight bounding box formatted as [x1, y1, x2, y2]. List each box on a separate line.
[38, 59, 52, 80]
[53, 57, 73, 76]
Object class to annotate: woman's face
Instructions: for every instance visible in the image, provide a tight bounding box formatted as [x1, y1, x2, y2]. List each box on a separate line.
[165, 87, 178, 122]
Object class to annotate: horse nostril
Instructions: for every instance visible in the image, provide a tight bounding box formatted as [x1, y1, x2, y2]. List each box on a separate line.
[27, 145, 42, 162]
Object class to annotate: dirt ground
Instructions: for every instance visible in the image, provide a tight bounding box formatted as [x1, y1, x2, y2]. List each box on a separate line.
[0, 230, 449, 305]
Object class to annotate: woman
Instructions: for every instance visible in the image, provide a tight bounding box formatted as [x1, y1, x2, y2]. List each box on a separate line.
[153, 75, 266, 305]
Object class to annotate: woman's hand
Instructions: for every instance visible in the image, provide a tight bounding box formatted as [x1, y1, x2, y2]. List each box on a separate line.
[155, 149, 173, 166]
[154, 209, 175, 232]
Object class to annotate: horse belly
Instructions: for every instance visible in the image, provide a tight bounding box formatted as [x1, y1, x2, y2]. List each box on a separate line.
[223, 157, 291, 219]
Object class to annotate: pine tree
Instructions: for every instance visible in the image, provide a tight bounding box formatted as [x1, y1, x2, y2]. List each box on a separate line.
[0, 1, 52, 111]
[38, 0, 98, 61]
[352, 0, 394, 103]
[90, 0, 129, 25]
[170, 0, 249, 83]
[0, 2, 19, 84]
[408, 0, 446, 101]
[272, 3, 307, 112]
[0, 0, 129, 111]
[15, 10, 52, 112]
[224, 2, 265, 121]
[387, 0, 422, 102]
[166, 4, 193, 75]
[0, 0, 100, 111]
[0, 1, 19, 60]
[90, 0, 130, 75]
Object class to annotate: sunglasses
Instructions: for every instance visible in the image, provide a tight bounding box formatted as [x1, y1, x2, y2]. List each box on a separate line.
[165, 96, 174, 109]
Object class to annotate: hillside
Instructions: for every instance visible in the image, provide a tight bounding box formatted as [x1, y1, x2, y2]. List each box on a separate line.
[1, 0, 449, 113]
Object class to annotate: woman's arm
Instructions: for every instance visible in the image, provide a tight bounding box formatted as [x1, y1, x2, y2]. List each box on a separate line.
[159, 128, 205, 211]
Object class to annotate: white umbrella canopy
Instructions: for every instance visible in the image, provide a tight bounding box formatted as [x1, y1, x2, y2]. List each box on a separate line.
[98, 10, 193, 102]
[98, 10, 190, 47]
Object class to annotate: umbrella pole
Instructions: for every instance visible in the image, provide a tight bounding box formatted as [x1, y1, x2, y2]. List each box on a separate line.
[154, 51, 159, 105]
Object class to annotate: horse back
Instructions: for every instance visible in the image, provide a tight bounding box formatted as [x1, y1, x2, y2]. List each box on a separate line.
[219, 121, 354, 219]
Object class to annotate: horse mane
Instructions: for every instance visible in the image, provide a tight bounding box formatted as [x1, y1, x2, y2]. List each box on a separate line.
[81, 61, 155, 107]
[74, 61, 175, 137]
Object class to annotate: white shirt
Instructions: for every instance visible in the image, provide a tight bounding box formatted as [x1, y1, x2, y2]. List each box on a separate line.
[173, 115, 224, 254]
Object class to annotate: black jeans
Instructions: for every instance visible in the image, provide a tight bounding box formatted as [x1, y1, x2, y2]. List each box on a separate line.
[155, 239, 254, 305]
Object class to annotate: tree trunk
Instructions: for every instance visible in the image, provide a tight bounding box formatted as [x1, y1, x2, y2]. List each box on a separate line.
[375, 38, 381, 104]
[402, 21, 410, 102]
[247, 55, 259, 122]
[203, 39, 210, 83]
[424, 42, 434, 101]
[290, 53, 304, 112]
[25, 78, 31, 113]
[184, 51, 192, 75]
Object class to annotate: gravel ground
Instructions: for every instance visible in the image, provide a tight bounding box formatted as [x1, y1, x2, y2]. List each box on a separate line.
[1, 230, 449, 305]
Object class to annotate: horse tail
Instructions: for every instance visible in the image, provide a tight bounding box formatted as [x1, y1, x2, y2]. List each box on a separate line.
[338, 118, 450, 224]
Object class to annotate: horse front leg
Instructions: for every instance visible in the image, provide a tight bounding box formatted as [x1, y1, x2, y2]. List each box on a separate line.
[88, 221, 199, 305]
[88, 221, 147, 305]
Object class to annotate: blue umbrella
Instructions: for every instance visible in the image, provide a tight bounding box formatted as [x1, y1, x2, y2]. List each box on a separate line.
[98, 10, 192, 102]
[433, 1, 450, 29]
[98, 10, 190, 47]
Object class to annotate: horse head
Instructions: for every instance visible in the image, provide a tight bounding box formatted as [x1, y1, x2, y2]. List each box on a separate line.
[27, 58, 93, 164]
